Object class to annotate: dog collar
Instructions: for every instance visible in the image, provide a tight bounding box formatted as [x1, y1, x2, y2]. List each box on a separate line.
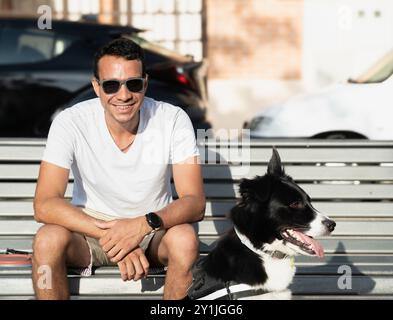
[234, 227, 290, 260]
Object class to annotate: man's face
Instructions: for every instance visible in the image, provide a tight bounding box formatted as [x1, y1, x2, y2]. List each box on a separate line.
[92, 55, 147, 128]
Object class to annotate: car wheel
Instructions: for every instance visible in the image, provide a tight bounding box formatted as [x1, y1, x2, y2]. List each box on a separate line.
[312, 131, 367, 139]
[325, 133, 348, 139]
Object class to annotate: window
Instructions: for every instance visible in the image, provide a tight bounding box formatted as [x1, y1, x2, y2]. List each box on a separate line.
[0, 27, 76, 65]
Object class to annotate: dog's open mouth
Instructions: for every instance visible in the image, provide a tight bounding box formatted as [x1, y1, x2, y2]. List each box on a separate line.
[280, 229, 324, 258]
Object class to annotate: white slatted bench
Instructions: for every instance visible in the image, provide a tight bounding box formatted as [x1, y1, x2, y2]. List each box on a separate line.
[1, 138, 393, 300]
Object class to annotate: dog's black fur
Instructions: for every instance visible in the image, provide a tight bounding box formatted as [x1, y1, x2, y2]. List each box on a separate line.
[192, 148, 335, 297]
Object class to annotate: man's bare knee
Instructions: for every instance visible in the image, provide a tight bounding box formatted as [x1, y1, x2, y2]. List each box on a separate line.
[33, 224, 73, 260]
[163, 224, 199, 265]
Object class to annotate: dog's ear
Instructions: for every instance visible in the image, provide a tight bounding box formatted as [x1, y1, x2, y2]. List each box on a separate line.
[239, 176, 271, 203]
[267, 147, 284, 177]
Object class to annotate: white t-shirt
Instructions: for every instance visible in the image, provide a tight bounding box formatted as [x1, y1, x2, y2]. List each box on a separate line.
[42, 97, 199, 218]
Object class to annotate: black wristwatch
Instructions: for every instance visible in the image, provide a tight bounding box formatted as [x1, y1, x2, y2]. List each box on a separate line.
[145, 212, 163, 231]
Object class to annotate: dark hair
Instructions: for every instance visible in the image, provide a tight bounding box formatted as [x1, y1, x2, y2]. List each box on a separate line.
[93, 38, 146, 79]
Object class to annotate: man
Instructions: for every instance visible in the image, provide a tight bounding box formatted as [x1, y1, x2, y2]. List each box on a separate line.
[32, 38, 205, 300]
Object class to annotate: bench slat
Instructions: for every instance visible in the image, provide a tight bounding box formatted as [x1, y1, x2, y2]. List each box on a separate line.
[0, 183, 73, 198]
[2, 236, 393, 254]
[205, 200, 393, 218]
[202, 140, 393, 147]
[203, 165, 393, 181]
[2, 138, 393, 146]
[0, 274, 391, 295]
[203, 147, 393, 163]
[203, 183, 393, 200]
[2, 143, 393, 163]
[193, 219, 393, 236]
[1, 182, 393, 200]
[289, 275, 393, 295]
[0, 146, 44, 161]
[0, 275, 165, 296]
[2, 200, 393, 218]
[199, 237, 393, 254]
[1, 219, 392, 236]
[1, 260, 392, 276]
[2, 164, 393, 181]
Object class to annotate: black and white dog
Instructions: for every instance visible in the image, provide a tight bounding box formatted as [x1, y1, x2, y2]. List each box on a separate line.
[188, 148, 336, 300]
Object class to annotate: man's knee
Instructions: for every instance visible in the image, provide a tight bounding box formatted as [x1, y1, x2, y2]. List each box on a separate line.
[33, 224, 73, 259]
[163, 224, 199, 263]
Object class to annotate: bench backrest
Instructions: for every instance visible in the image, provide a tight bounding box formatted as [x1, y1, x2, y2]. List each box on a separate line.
[1, 139, 393, 256]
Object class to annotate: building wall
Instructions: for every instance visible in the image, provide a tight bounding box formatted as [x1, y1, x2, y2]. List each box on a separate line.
[206, 0, 304, 134]
[303, 0, 393, 88]
[207, 0, 303, 80]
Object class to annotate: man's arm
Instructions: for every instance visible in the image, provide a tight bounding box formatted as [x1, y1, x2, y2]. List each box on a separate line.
[155, 155, 206, 227]
[97, 155, 206, 262]
[34, 161, 106, 239]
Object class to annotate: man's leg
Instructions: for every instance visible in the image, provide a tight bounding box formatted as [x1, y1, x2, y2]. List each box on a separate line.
[32, 224, 91, 300]
[147, 224, 199, 300]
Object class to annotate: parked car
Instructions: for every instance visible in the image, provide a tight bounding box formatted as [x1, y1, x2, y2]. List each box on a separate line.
[0, 17, 210, 137]
[244, 49, 393, 139]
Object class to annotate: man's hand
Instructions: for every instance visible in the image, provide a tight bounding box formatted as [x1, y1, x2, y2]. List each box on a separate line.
[95, 216, 151, 263]
[117, 247, 149, 281]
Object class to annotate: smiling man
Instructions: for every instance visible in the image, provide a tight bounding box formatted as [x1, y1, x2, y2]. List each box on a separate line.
[32, 38, 205, 300]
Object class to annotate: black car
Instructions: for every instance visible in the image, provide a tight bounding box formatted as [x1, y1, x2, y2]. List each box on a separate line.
[0, 17, 210, 137]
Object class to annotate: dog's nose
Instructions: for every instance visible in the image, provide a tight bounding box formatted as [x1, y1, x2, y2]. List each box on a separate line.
[322, 219, 336, 232]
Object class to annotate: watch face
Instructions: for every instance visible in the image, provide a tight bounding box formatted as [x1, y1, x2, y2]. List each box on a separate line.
[147, 212, 162, 229]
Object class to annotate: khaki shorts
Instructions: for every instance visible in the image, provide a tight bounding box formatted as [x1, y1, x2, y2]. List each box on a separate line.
[74, 207, 164, 277]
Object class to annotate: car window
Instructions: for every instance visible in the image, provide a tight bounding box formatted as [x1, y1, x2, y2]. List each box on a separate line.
[0, 27, 76, 65]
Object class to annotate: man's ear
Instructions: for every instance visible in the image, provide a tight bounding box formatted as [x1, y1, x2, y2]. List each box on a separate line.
[91, 78, 100, 97]
[143, 74, 149, 93]
[267, 147, 284, 176]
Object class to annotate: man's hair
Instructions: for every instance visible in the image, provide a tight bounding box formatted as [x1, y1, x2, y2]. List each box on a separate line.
[93, 38, 146, 79]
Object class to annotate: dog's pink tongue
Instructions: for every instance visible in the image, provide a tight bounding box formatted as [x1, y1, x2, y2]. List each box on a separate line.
[293, 231, 325, 258]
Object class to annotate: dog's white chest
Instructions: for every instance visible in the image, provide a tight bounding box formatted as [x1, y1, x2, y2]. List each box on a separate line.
[261, 257, 296, 292]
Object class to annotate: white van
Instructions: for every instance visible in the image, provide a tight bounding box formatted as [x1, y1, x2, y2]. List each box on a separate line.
[246, 50, 393, 139]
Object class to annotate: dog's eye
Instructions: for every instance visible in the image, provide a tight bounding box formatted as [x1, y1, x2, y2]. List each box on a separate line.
[289, 201, 304, 209]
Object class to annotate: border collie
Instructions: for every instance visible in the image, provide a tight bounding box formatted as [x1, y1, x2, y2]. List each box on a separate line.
[188, 148, 336, 300]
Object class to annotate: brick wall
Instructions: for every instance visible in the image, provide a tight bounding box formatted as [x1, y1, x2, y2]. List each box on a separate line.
[206, 0, 303, 80]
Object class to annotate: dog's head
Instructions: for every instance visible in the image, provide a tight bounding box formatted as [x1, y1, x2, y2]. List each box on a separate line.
[230, 148, 336, 258]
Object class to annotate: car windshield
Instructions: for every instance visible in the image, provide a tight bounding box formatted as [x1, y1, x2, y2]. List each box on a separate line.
[350, 48, 393, 83]
[0, 26, 76, 65]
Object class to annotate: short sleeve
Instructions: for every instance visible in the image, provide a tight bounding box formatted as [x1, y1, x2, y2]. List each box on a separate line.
[170, 109, 199, 164]
[42, 110, 75, 169]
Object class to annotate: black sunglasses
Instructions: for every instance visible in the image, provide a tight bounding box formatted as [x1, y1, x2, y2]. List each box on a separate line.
[96, 77, 146, 94]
